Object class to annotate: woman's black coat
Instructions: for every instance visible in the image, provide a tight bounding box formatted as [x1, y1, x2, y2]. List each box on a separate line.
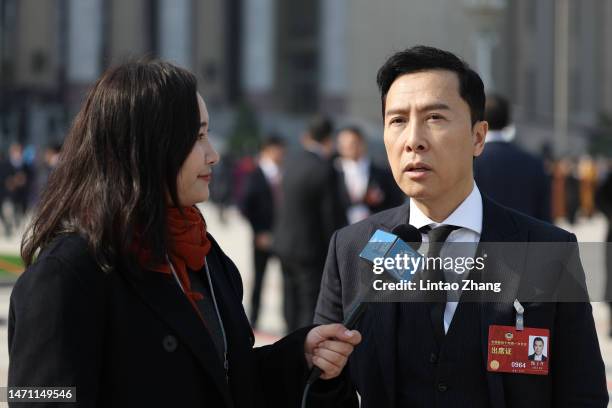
[8, 233, 355, 407]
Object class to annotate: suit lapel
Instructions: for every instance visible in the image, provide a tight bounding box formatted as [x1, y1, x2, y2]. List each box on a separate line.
[478, 195, 529, 407]
[121, 260, 234, 407]
[255, 167, 273, 202]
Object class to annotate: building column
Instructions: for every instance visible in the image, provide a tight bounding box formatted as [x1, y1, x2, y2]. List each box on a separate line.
[474, 30, 498, 91]
[241, 0, 275, 110]
[66, 0, 103, 111]
[158, 0, 192, 69]
[319, 0, 347, 114]
[463, 0, 506, 91]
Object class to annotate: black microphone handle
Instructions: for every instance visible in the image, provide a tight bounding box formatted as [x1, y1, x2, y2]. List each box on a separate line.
[306, 302, 369, 385]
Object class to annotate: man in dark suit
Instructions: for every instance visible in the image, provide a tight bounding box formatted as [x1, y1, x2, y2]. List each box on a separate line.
[239, 135, 286, 327]
[275, 116, 347, 331]
[474, 94, 551, 222]
[314, 46, 607, 407]
[335, 126, 404, 224]
[528, 337, 548, 361]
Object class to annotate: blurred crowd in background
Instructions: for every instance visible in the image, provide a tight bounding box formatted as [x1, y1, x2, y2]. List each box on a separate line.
[4, 0, 612, 332]
[0, 142, 59, 237]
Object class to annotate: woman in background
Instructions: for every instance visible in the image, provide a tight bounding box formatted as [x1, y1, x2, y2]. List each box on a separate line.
[8, 61, 360, 407]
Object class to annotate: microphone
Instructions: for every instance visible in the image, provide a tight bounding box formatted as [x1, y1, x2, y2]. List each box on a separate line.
[392, 224, 422, 251]
[305, 224, 422, 386]
[359, 225, 423, 282]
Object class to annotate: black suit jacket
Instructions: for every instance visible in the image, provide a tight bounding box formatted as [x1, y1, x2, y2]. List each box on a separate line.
[528, 354, 548, 362]
[474, 141, 551, 222]
[315, 195, 607, 407]
[239, 166, 275, 233]
[8, 233, 355, 407]
[274, 149, 347, 264]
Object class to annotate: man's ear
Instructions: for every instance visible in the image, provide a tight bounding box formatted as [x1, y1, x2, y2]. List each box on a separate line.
[472, 120, 488, 157]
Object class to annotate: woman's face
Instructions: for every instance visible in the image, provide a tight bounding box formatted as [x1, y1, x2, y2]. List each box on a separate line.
[175, 93, 219, 206]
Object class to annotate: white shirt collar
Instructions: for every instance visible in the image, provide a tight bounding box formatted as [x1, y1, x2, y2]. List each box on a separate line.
[259, 157, 280, 182]
[485, 125, 516, 143]
[340, 157, 370, 172]
[485, 130, 507, 143]
[409, 183, 483, 235]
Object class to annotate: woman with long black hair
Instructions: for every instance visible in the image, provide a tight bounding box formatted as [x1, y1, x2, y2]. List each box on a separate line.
[8, 60, 360, 407]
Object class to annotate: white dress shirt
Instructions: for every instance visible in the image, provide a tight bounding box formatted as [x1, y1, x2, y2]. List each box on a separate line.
[339, 157, 371, 224]
[259, 157, 281, 186]
[409, 183, 483, 334]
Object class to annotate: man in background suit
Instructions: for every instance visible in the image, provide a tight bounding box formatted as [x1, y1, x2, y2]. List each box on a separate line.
[275, 116, 347, 331]
[239, 135, 286, 328]
[474, 94, 551, 222]
[314, 46, 607, 407]
[336, 126, 404, 224]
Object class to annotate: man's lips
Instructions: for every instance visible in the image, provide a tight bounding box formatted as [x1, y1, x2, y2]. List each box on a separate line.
[198, 174, 212, 181]
[404, 163, 432, 172]
[403, 163, 432, 180]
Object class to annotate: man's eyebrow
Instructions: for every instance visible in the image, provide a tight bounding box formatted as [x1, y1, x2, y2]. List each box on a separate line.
[385, 103, 451, 117]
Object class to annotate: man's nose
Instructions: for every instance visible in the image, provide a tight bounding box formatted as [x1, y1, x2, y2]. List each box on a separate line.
[403, 122, 428, 153]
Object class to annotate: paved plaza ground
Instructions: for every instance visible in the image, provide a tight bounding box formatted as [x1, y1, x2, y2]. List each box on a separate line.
[0, 203, 611, 405]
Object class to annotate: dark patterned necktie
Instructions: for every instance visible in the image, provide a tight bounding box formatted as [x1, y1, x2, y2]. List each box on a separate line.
[420, 224, 460, 336]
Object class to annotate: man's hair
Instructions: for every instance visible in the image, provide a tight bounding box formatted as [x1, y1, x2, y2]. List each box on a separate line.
[260, 133, 286, 151]
[376, 45, 485, 125]
[484, 94, 511, 131]
[307, 115, 334, 142]
[339, 126, 365, 141]
[533, 337, 544, 345]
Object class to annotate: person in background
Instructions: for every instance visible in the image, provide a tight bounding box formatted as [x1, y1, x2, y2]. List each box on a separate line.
[6, 142, 33, 228]
[274, 115, 347, 332]
[239, 135, 286, 328]
[0, 151, 13, 236]
[578, 155, 597, 218]
[474, 94, 551, 222]
[208, 152, 235, 225]
[336, 126, 404, 224]
[8, 60, 361, 408]
[29, 143, 61, 207]
[564, 158, 581, 224]
[595, 165, 612, 337]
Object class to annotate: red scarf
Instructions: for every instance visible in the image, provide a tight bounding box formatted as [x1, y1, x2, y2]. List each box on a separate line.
[132, 206, 211, 319]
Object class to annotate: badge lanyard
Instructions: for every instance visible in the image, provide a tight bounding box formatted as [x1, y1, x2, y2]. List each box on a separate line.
[513, 299, 524, 331]
[166, 255, 230, 382]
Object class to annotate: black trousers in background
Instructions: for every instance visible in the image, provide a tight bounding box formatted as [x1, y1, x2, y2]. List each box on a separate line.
[250, 245, 271, 327]
[279, 259, 324, 332]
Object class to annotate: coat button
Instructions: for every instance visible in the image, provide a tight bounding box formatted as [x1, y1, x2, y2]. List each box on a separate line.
[162, 335, 178, 352]
[437, 383, 448, 392]
[429, 353, 438, 363]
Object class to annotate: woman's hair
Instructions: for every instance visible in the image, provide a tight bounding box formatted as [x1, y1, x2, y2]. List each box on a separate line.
[21, 60, 201, 271]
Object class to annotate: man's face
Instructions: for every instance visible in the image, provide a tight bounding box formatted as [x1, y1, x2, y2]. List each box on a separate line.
[337, 131, 365, 161]
[534, 340, 544, 355]
[264, 145, 285, 166]
[383, 70, 486, 206]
